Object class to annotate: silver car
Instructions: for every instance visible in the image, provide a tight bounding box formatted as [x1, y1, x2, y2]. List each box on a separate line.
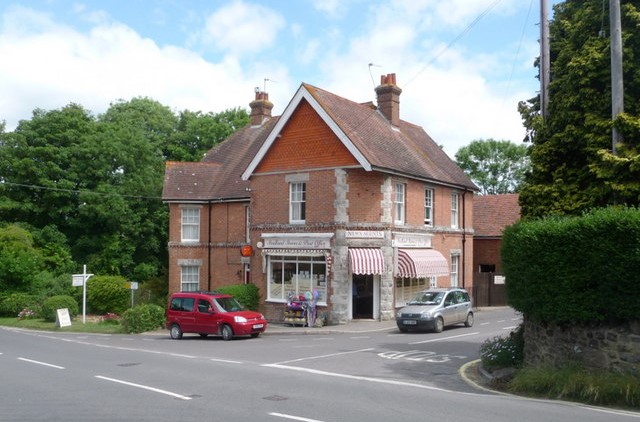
[396, 288, 474, 333]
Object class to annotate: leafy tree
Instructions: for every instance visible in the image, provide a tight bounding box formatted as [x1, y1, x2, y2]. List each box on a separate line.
[518, 0, 640, 218]
[455, 139, 530, 195]
[0, 225, 45, 291]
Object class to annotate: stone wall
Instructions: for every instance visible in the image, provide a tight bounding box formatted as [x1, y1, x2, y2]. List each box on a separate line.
[523, 318, 640, 375]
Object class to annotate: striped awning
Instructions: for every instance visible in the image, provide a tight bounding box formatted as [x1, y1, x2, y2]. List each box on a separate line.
[348, 248, 386, 275]
[396, 249, 449, 278]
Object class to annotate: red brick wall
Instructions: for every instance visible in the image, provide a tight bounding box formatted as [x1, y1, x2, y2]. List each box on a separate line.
[346, 169, 383, 222]
[473, 239, 503, 273]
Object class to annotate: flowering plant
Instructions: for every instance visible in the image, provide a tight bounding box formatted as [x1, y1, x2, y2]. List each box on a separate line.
[479, 324, 524, 369]
[17, 308, 36, 320]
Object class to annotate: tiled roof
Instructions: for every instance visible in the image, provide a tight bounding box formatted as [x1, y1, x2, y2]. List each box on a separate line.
[163, 80, 478, 202]
[304, 84, 477, 190]
[473, 194, 521, 237]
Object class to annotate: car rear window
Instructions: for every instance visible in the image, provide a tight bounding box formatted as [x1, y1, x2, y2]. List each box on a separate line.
[170, 297, 195, 312]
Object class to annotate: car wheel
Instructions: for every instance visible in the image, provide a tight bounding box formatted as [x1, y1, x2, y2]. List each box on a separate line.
[221, 324, 233, 341]
[398, 327, 408, 333]
[464, 312, 474, 327]
[433, 317, 444, 333]
[169, 324, 183, 340]
[250, 333, 260, 338]
[199, 333, 208, 338]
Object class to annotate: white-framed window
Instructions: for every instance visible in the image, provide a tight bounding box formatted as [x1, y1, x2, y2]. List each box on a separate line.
[424, 188, 434, 226]
[180, 265, 200, 292]
[244, 205, 251, 243]
[450, 192, 459, 228]
[267, 255, 327, 304]
[181, 207, 200, 242]
[289, 182, 306, 224]
[394, 277, 432, 307]
[394, 182, 405, 225]
[450, 255, 459, 287]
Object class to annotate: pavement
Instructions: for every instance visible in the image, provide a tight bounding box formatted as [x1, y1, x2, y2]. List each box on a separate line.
[265, 318, 398, 335]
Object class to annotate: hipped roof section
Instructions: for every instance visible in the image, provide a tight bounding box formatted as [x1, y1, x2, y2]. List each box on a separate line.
[242, 83, 477, 191]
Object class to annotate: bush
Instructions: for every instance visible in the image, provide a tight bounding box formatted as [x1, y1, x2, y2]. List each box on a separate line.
[0, 293, 39, 317]
[503, 206, 640, 324]
[217, 283, 260, 311]
[87, 276, 130, 315]
[479, 324, 524, 370]
[41, 295, 79, 322]
[121, 304, 165, 334]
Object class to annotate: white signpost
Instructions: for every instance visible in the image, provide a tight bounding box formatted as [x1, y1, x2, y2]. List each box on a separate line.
[72, 265, 93, 324]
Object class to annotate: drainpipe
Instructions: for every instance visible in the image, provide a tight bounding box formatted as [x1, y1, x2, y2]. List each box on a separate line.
[461, 191, 467, 289]
[208, 200, 212, 291]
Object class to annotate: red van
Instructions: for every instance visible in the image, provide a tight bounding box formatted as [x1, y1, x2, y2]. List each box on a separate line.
[165, 291, 267, 340]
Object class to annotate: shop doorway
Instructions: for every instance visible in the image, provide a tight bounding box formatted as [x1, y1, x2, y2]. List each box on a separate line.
[352, 274, 374, 319]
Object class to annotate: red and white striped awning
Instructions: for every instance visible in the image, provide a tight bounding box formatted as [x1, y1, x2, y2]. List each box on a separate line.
[396, 249, 449, 278]
[348, 248, 386, 275]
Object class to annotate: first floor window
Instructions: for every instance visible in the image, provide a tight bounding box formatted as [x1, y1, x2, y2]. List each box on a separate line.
[394, 182, 405, 225]
[394, 277, 434, 307]
[268, 255, 327, 304]
[450, 255, 459, 287]
[181, 207, 200, 242]
[451, 192, 459, 228]
[181, 265, 200, 292]
[424, 188, 434, 226]
[290, 182, 306, 223]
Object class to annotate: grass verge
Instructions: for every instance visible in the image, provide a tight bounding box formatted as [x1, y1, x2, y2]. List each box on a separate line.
[504, 364, 640, 410]
[0, 317, 124, 334]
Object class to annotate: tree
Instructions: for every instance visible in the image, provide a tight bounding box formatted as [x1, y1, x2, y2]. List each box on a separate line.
[455, 139, 530, 195]
[518, 0, 640, 218]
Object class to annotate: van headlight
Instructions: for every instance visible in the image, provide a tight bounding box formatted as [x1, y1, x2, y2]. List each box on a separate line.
[234, 316, 248, 323]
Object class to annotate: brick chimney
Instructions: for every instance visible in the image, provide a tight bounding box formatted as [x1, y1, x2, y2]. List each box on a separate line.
[375, 73, 402, 127]
[249, 89, 273, 126]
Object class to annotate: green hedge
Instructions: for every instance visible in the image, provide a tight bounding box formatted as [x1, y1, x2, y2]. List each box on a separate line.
[502, 206, 640, 323]
[217, 284, 260, 311]
[0, 293, 39, 317]
[121, 304, 165, 333]
[87, 275, 130, 315]
[41, 295, 79, 322]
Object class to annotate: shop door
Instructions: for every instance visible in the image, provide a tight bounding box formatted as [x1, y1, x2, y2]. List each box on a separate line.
[352, 274, 374, 319]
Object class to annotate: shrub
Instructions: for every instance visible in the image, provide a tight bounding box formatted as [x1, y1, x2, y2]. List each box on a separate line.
[217, 283, 260, 311]
[87, 276, 130, 315]
[0, 293, 39, 317]
[480, 324, 524, 370]
[121, 304, 165, 334]
[503, 206, 640, 324]
[41, 295, 79, 322]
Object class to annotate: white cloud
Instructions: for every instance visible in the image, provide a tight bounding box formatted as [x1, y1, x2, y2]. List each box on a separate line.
[195, 0, 286, 56]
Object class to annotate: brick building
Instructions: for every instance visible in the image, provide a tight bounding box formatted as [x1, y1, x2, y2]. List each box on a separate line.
[162, 73, 478, 324]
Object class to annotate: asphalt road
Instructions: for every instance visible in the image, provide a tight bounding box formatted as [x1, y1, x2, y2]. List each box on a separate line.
[1, 308, 638, 422]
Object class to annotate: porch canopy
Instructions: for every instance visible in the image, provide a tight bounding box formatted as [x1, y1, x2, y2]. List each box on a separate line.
[348, 248, 385, 275]
[396, 248, 449, 278]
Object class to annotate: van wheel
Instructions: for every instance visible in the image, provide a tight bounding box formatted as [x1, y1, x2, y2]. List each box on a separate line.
[464, 312, 474, 327]
[433, 317, 444, 333]
[169, 324, 183, 340]
[221, 324, 233, 341]
[199, 333, 208, 338]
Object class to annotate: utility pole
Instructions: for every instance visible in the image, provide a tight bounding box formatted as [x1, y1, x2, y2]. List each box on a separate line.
[540, 0, 550, 119]
[610, 0, 623, 155]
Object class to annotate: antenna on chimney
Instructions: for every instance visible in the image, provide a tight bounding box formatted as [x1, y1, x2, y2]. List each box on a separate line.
[368, 63, 381, 88]
[264, 78, 277, 93]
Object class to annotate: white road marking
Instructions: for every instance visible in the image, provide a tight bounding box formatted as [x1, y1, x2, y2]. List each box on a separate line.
[408, 332, 479, 345]
[502, 326, 518, 330]
[95, 375, 192, 400]
[18, 357, 64, 369]
[269, 412, 325, 422]
[349, 336, 371, 340]
[210, 358, 243, 364]
[272, 348, 373, 365]
[480, 322, 490, 326]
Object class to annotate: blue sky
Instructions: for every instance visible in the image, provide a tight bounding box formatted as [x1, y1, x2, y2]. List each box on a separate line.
[0, 0, 560, 157]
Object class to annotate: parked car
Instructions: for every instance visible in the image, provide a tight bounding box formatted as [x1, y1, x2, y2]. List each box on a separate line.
[166, 291, 267, 340]
[396, 288, 474, 333]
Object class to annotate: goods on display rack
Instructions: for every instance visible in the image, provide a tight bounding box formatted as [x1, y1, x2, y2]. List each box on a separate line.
[284, 291, 319, 327]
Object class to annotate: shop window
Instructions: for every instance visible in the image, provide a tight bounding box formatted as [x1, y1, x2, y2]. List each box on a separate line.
[394, 277, 431, 307]
[268, 255, 327, 304]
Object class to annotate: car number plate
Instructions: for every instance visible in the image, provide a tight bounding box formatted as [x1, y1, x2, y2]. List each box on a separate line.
[253, 324, 264, 329]
[403, 320, 417, 325]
